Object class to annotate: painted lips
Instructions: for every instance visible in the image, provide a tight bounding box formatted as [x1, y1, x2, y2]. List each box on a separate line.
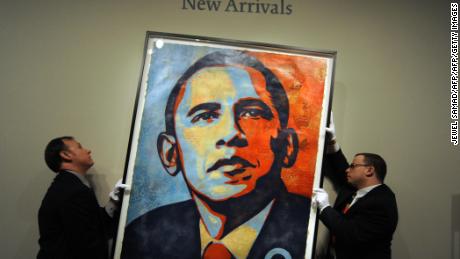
[207, 156, 256, 176]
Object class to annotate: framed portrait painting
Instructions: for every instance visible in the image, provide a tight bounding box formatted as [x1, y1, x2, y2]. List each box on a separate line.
[114, 32, 336, 259]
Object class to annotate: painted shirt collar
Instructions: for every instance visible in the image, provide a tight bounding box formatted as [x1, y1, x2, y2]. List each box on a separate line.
[199, 200, 274, 259]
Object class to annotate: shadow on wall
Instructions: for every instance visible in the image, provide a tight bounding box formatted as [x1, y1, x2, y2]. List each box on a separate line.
[392, 226, 410, 259]
[453, 194, 460, 259]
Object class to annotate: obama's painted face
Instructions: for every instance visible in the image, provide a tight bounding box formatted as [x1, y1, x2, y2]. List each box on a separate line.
[158, 53, 298, 202]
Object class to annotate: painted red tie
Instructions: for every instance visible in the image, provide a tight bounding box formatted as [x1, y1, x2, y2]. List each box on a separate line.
[202, 242, 235, 259]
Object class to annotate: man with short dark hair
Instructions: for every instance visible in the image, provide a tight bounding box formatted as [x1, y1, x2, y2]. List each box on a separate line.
[313, 120, 398, 259]
[122, 51, 310, 259]
[38, 136, 126, 259]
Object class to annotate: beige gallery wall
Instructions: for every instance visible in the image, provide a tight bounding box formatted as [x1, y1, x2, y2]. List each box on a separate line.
[0, 0, 457, 258]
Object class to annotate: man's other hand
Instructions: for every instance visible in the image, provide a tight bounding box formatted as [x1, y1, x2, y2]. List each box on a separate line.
[325, 112, 340, 154]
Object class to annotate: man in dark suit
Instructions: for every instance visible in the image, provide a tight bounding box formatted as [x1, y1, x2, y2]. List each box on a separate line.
[313, 123, 398, 259]
[121, 51, 310, 259]
[38, 136, 125, 259]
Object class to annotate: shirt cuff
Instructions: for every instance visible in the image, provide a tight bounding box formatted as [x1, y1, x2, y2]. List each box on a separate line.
[319, 204, 330, 213]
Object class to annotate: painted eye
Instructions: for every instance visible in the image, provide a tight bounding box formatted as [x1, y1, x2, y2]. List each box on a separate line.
[191, 111, 220, 123]
[239, 109, 263, 119]
[235, 100, 274, 121]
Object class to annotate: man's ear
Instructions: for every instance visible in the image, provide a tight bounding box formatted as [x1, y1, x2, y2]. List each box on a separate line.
[280, 128, 299, 168]
[365, 166, 375, 177]
[157, 132, 181, 176]
[59, 150, 72, 162]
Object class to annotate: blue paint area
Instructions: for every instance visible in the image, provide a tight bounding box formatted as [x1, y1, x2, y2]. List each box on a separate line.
[126, 42, 236, 224]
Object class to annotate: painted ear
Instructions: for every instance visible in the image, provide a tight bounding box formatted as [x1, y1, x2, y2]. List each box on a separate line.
[281, 128, 299, 168]
[157, 132, 181, 176]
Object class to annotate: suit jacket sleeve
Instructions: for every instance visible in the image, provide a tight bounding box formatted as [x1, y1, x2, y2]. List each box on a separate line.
[60, 188, 111, 258]
[319, 187, 398, 248]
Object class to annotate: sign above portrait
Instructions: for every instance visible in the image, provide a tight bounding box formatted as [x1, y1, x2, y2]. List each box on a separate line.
[114, 32, 336, 259]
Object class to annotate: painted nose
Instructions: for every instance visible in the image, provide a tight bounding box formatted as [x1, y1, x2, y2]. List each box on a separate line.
[215, 115, 248, 148]
[216, 133, 248, 147]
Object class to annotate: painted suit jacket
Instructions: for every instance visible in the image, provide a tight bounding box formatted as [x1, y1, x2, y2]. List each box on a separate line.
[320, 150, 398, 259]
[121, 188, 310, 259]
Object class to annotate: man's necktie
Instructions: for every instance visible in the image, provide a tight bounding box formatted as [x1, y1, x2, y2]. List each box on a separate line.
[342, 192, 356, 214]
[202, 242, 235, 259]
[328, 192, 357, 256]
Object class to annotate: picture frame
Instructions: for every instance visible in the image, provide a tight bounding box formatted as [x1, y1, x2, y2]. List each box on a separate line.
[114, 31, 336, 259]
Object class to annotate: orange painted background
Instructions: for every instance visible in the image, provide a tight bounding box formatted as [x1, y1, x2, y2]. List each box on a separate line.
[250, 52, 328, 198]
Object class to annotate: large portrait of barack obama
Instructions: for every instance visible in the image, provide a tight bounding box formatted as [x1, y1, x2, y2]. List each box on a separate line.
[114, 33, 335, 259]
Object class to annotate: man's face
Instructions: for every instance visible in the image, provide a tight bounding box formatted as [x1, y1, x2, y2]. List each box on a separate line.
[62, 139, 94, 170]
[174, 66, 282, 201]
[346, 155, 370, 188]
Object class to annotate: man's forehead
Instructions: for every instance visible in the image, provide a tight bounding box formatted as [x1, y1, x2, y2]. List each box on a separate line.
[353, 155, 366, 162]
[63, 139, 79, 147]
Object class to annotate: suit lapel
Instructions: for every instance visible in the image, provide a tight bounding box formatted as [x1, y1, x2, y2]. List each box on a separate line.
[345, 185, 385, 215]
[335, 188, 356, 211]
